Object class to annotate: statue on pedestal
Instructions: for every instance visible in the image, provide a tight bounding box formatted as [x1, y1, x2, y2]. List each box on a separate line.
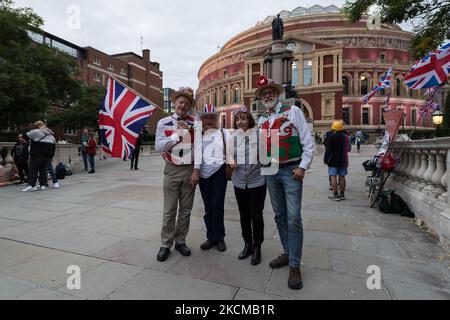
[272, 14, 284, 41]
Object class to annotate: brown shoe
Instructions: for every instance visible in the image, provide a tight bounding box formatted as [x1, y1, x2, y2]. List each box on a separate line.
[288, 267, 303, 290]
[269, 253, 289, 269]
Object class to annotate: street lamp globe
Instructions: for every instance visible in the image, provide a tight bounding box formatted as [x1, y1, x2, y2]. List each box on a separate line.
[432, 109, 444, 125]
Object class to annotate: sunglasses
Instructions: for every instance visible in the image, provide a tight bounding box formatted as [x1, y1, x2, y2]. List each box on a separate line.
[232, 106, 248, 116]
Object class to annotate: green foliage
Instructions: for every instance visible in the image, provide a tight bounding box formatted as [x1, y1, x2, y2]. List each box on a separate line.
[443, 90, 450, 129]
[48, 85, 106, 132]
[343, 0, 450, 59]
[0, 0, 82, 132]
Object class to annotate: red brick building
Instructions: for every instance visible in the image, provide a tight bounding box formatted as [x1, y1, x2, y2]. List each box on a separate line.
[196, 5, 432, 140]
[29, 31, 164, 139]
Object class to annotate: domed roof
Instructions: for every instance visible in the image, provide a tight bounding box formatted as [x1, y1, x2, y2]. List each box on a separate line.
[256, 4, 341, 26]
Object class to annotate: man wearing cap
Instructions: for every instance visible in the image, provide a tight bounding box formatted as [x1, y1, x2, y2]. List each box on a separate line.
[155, 87, 198, 262]
[324, 121, 351, 201]
[256, 75, 315, 290]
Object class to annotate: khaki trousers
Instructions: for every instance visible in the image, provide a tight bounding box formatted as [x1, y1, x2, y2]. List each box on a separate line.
[161, 162, 196, 248]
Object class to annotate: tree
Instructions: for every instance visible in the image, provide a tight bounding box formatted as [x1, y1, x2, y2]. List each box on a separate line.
[343, 0, 450, 59]
[48, 85, 106, 132]
[443, 90, 450, 129]
[0, 0, 82, 133]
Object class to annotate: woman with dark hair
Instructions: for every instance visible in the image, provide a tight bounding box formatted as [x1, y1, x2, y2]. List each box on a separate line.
[227, 106, 266, 265]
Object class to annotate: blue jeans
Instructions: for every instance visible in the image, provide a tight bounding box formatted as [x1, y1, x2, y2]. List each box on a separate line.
[88, 154, 95, 170]
[81, 151, 88, 171]
[265, 165, 304, 268]
[199, 166, 227, 242]
[47, 160, 57, 184]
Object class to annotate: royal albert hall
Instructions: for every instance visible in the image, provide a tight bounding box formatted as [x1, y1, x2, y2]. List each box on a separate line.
[196, 5, 432, 140]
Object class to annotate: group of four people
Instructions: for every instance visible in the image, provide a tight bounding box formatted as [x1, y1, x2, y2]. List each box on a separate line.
[155, 76, 315, 290]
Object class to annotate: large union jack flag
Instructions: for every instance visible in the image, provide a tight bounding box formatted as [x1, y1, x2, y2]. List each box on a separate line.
[360, 68, 392, 104]
[99, 77, 156, 159]
[405, 41, 450, 89]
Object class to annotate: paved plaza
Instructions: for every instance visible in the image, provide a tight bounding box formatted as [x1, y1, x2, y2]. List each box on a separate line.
[0, 146, 449, 300]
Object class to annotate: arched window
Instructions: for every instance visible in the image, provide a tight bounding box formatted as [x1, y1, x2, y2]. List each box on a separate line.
[342, 76, 349, 96]
[233, 86, 241, 104]
[213, 91, 217, 106]
[396, 78, 402, 97]
[223, 89, 227, 105]
[360, 76, 369, 95]
[292, 62, 299, 87]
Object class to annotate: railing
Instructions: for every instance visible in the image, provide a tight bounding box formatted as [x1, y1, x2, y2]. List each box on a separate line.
[388, 137, 450, 249]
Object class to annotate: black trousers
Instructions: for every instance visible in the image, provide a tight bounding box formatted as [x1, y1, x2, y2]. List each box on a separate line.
[15, 159, 29, 182]
[130, 149, 140, 169]
[29, 154, 49, 187]
[234, 184, 267, 246]
[199, 166, 227, 242]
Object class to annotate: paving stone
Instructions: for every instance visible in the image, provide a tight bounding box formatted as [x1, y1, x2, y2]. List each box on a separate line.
[1, 250, 104, 289]
[58, 261, 142, 299]
[308, 219, 371, 236]
[93, 238, 183, 272]
[106, 269, 238, 300]
[234, 288, 292, 300]
[17, 287, 82, 300]
[352, 236, 409, 259]
[0, 217, 26, 230]
[167, 250, 271, 292]
[385, 281, 450, 300]
[267, 267, 390, 300]
[0, 275, 36, 299]
[395, 240, 450, 260]
[331, 249, 449, 289]
[303, 230, 354, 251]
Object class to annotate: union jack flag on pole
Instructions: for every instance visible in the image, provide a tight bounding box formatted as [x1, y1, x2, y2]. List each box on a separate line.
[360, 68, 393, 104]
[405, 41, 450, 89]
[99, 77, 157, 160]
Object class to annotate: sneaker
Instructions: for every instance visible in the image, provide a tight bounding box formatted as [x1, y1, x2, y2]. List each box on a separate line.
[54, 182, 60, 188]
[22, 186, 38, 192]
[340, 194, 345, 200]
[329, 194, 341, 201]
[40, 186, 47, 191]
[88, 169, 95, 174]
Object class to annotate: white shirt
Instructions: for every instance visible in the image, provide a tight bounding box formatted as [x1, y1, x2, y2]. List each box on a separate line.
[194, 128, 230, 179]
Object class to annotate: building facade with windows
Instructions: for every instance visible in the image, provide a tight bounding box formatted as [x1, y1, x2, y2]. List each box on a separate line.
[29, 30, 164, 139]
[163, 88, 175, 114]
[196, 5, 432, 139]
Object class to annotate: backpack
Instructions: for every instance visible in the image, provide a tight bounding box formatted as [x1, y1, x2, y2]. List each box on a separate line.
[55, 162, 66, 180]
[376, 190, 415, 217]
[64, 163, 73, 176]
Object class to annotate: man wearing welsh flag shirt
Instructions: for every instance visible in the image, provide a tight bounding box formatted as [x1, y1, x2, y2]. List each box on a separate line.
[256, 76, 315, 290]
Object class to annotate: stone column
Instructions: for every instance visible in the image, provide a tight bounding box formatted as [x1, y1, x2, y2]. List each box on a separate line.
[404, 150, 416, 184]
[396, 151, 407, 182]
[423, 151, 437, 193]
[333, 54, 337, 84]
[439, 156, 448, 202]
[432, 150, 446, 196]
[416, 150, 429, 189]
[410, 150, 422, 187]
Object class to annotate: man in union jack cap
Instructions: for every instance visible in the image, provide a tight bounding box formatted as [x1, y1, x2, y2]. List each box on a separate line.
[256, 75, 315, 290]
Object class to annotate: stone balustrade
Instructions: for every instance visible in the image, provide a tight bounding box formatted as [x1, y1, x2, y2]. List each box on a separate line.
[388, 137, 450, 249]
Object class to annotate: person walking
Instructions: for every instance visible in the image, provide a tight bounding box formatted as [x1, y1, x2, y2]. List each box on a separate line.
[130, 132, 143, 170]
[324, 121, 351, 201]
[228, 106, 266, 265]
[155, 87, 197, 262]
[86, 133, 97, 173]
[11, 134, 29, 184]
[193, 104, 229, 253]
[80, 129, 89, 171]
[256, 75, 315, 290]
[22, 121, 56, 192]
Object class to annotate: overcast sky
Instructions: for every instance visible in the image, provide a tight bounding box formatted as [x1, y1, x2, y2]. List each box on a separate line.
[15, 0, 412, 91]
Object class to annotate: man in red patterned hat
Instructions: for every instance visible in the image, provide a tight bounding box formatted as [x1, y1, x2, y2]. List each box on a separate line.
[256, 75, 315, 290]
[155, 87, 198, 262]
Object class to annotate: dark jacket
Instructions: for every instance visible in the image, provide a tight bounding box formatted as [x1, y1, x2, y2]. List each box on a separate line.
[24, 128, 56, 158]
[11, 142, 29, 163]
[324, 131, 350, 168]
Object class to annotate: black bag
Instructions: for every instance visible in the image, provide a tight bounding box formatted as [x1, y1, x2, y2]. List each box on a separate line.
[376, 190, 415, 217]
[376, 190, 394, 213]
[55, 162, 66, 180]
